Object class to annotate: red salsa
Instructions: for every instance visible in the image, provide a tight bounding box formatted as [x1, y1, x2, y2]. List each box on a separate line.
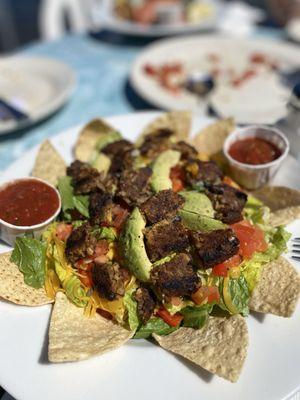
[229, 137, 282, 165]
[0, 179, 60, 227]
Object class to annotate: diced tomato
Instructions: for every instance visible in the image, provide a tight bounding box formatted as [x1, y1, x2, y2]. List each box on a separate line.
[170, 296, 183, 307]
[110, 204, 129, 231]
[212, 254, 243, 277]
[192, 286, 220, 305]
[94, 240, 109, 257]
[77, 260, 93, 288]
[56, 223, 72, 242]
[144, 64, 157, 76]
[170, 166, 185, 192]
[250, 52, 267, 64]
[231, 220, 268, 259]
[156, 308, 183, 327]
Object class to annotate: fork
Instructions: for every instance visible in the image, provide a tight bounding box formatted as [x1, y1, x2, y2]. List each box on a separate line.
[290, 238, 300, 261]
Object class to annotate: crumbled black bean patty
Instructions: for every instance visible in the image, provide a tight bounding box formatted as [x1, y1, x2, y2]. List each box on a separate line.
[102, 140, 135, 175]
[172, 141, 198, 160]
[150, 253, 199, 299]
[92, 262, 125, 301]
[185, 160, 223, 186]
[67, 160, 105, 195]
[139, 128, 173, 159]
[134, 287, 156, 324]
[189, 228, 240, 269]
[89, 191, 113, 225]
[141, 189, 185, 224]
[145, 219, 189, 262]
[65, 223, 96, 264]
[205, 183, 247, 224]
[118, 167, 152, 207]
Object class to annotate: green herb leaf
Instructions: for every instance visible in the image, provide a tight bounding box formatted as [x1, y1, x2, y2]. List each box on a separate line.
[123, 289, 139, 332]
[57, 176, 89, 219]
[92, 227, 117, 241]
[134, 317, 177, 339]
[181, 303, 213, 329]
[11, 237, 46, 289]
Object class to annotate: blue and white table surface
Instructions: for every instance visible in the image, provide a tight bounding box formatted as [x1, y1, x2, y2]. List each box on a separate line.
[0, 27, 299, 400]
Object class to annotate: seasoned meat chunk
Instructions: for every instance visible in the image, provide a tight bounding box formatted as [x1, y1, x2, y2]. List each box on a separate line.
[102, 140, 134, 174]
[172, 141, 198, 160]
[190, 229, 240, 269]
[145, 219, 189, 262]
[134, 287, 155, 324]
[65, 224, 96, 264]
[118, 167, 152, 207]
[185, 160, 223, 186]
[92, 262, 125, 301]
[150, 253, 199, 299]
[141, 189, 184, 224]
[205, 183, 247, 224]
[67, 160, 105, 195]
[139, 128, 173, 159]
[89, 191, 113, 225]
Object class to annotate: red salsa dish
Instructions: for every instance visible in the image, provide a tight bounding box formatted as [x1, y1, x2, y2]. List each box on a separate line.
[0, 179, 60, 227]
[228, 137, 282, 166]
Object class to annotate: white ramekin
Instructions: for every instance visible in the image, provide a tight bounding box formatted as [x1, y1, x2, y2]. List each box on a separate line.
[223, 125, 290, 190]
[0, 177, 61, 246]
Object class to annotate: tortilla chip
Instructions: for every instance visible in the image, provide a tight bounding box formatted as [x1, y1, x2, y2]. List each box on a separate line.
[48, 292, 134, 362]
[0, 252, 52, 306]
[137, 111, 192, 144]
[153, 315, 248, 382]
[192, 118, 235, 156]
[252, 186, 300, 212]
[270, 206, 300, 227]
[250, 256, 300, 317]
[31, 140, 66, 186]
[74, 119, 116, 162]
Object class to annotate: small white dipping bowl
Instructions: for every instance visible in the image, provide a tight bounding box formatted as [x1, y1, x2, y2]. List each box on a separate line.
[0, 177, 61, 246]
[223, 125, 289, 190]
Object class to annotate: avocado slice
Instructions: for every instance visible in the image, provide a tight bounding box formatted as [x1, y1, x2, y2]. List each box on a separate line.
[96, 131, 121, 151]
[91, 152, 111, 175]
[180, 191, 215, 217]
[179, 209, 226, 231]
[120, 207, 152, 282]
[151, 149, 181, 193]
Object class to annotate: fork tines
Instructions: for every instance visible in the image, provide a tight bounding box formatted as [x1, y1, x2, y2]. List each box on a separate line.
[292, 255, 300, 261]
[292, 238, 300, 241]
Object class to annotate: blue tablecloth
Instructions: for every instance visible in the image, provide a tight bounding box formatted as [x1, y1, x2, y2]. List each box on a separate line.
[0, 28, 285, 172]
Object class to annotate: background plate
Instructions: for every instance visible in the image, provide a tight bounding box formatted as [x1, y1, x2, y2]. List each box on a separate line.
[0, 112, 299, 400]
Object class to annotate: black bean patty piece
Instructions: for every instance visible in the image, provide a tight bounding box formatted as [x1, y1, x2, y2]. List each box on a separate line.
[139, 128, 173, 159]
[185, 159, 223, 186]
[172, 141, 198, 160]
[65, 224, 96, 265]
[67, 160, 105, 195]
[118, 167, 152, 207]
[141, 189, 185, 225]
[150, 253, 199, 299]
[89, 191, 113, 225]
[205, 183, 248, 224]
[145, 219, 189, 262]
[134, 287, 156, 324]
[190, 229, 240, 269]
[92, 262, 125, 301]
[102, 139, 134, 175]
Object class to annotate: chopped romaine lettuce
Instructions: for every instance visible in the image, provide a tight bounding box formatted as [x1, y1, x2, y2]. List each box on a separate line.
[181, 303, 213, 329]
[11, 237, 46, 289]
[57, 176, 89, 219]
[92, 227, 117, 242]
[134, 317, 177, 339]
[243, 195, 270, 225]
[222, 275, 249, 316]
[123, 288, 139, 332]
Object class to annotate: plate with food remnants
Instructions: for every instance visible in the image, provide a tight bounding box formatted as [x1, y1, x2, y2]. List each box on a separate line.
[98, 0, 221, 37]
[0, 111, 299, 400]
[131, 35, 300, 124]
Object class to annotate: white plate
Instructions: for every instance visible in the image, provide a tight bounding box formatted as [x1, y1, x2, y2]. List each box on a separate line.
[98, 0, 221, 37]
[0, 57, 75, 135]
[130, 35, 300, 124]
[0, 111, 299, 400]
[286, 18, 300, 43]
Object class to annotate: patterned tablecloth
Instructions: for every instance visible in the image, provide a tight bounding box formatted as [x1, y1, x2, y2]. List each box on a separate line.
[0, 27, 299, 400]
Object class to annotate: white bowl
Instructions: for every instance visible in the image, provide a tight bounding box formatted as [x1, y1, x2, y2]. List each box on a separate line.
[0, 177, 61, 246]
[223, 125, 290, 190]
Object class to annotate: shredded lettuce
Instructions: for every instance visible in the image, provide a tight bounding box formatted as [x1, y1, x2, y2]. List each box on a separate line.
[134, 317, 177, 339]
[243, 195, 270, 225]
[11, 237, 46, 289]
[223, 275, 250, 316]
[92, 227, 117, 242]
[181, 304, 213, 329]
[57, 176, 89, 219]
[123, 289, 139, 332]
